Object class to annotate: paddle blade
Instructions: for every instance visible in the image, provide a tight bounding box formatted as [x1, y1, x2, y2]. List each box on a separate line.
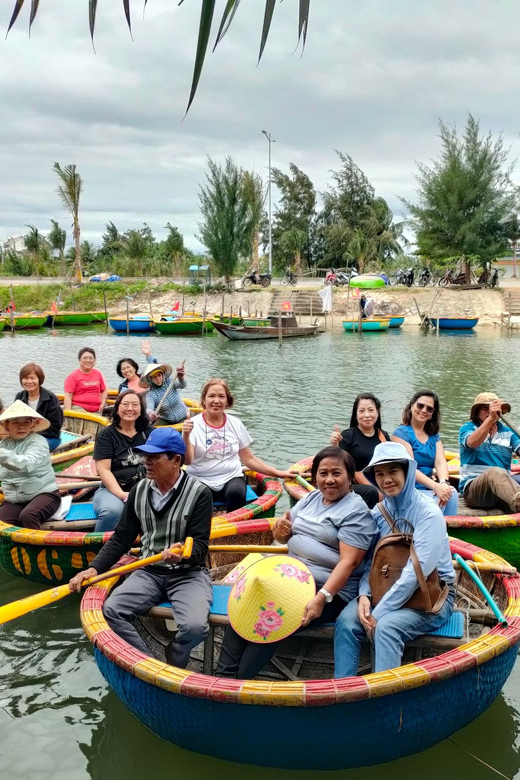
[0, 583, 71, 626]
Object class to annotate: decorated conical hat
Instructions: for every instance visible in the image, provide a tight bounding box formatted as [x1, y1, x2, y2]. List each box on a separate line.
[221, 553, 265, 585]
[0, 400, 50, 433]
[228, 555, 315, 644]
[138, 363, 173, 388]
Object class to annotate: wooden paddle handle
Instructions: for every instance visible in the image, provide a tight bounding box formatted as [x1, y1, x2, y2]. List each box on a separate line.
[84, 537, 194, 587]
[499, 413, 520, 441]
[295, 474, 315, 492]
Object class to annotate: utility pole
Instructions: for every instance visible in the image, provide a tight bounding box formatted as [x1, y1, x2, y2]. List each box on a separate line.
[262, 130, 276, 275]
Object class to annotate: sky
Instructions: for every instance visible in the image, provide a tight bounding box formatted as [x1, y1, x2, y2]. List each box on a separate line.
[1, 0, 520, 253]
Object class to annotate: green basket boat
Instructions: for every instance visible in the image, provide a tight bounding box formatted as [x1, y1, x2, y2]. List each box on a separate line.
[3, 314, 47, 329]
[46, 311, 96, 326]
[342, 318, 390, 332]
[89, 311, 108, 323]
[0, 319, 5, 332]
[154, 317, 214, 335]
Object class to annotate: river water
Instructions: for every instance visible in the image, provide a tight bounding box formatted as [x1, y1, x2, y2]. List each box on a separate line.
[1, 323, 520, 779]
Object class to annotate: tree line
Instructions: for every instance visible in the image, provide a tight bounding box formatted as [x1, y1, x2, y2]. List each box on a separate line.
[2, 114, 518, 282]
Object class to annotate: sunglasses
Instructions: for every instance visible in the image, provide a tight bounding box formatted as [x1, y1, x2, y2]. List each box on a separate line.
[416, 402, 435, 414]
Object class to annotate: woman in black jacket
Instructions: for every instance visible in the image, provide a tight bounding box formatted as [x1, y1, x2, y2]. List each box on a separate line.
[15, 363, 63, 451]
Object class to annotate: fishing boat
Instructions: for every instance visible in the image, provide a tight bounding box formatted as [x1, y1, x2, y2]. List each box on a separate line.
[45, 311, 96, 326]
[342, 318, 390, 332]
[81, 536, 520, 770]
[108, 316, 155, 333]
[428, 316, 479, 330]
[211, 314, 319, 341]
[212, 313, 243, 326]
[0, 472, 282, 585]
[154, 317, 214, 335]
[3, 314, 47, 330]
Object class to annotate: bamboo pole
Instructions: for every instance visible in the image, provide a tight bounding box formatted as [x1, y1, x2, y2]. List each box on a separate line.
[102, 289, 108, 332]
[278, 308, 282, 345]
[126, 298, 130, 335]
[9, 284, 15, 334]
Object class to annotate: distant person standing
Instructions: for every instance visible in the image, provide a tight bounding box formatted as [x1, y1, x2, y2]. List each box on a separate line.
[360, 294, 374, 319]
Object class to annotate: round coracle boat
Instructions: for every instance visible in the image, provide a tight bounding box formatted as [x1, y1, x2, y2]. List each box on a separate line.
[0, 472, 283, 585]
[51, 410, 109, 468]
[81, 536, 520, 770]
[285, 456, 520, 569]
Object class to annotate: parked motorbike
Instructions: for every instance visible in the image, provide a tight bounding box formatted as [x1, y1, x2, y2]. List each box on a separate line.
[417, 268, 432, 287]
[393, 267, 415, 287]
[242, 271, 272, 288]
[324, 268, 358, 286]
[438, 269, 466, 287]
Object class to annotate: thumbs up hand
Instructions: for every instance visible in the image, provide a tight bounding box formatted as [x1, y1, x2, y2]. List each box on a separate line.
[330, 424, 342, 446]
[182, 410, 193, 438]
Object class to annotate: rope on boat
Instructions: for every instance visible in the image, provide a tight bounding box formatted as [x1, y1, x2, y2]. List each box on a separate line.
[447, 738, 511, 780]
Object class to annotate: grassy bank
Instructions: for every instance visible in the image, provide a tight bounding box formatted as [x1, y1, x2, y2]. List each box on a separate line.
[0, 281, 205, 312]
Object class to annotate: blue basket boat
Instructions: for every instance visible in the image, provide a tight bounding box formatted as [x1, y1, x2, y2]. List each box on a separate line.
[81, 537, 520, 770]
[108, 316, 156, 333]
[429, 316, 479, 330]
[342, 318, 390, 332]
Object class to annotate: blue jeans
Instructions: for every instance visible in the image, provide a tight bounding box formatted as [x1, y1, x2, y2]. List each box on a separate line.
[422, 488, 459, 516]
[45, 437, 62, 452]
[334, 587, 455, 677]
[93, 486, 125, 532]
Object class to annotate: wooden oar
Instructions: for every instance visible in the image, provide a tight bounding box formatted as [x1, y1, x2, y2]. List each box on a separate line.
[0, 537, 193, 627]
[57, 480, 102, 491]
[53, 434, 91, 454]
[209, 544, 288, 554]
[154, 360, 185, 418]
[499, 413, 520, 440]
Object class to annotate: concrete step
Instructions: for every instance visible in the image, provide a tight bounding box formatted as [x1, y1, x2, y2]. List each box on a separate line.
[269, 290, 323, 315]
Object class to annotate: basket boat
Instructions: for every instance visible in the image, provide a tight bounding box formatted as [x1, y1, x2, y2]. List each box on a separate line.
[0, 472, 282, 584]
[342, 318, 390, 332]
[154, 318, 214, 335]
[0, 319, 5, 332]
[108, 316, 155, 333]
[3, 314, 47, 329]
[81, 536, 520, 770]
[429, 317, 479, 330]
[50, 410, 108, 469]
[285, 456, 520, 570]
[45, 311, 96, 326]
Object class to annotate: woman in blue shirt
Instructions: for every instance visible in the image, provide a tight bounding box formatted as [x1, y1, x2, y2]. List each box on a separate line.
[392, 390, 458, 516]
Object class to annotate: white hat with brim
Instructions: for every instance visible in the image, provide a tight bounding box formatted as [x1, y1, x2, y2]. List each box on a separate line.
[138, 363, 173, 389]
[0, 400, 50, 433]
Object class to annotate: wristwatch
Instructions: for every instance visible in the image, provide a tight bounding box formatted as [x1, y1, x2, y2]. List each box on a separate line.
[318, 587, 333, 603]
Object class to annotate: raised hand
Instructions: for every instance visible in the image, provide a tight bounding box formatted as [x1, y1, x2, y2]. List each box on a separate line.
[141, 339, 152, 357]
[330, 424, 342, 446]
[182, 410, 193, 437]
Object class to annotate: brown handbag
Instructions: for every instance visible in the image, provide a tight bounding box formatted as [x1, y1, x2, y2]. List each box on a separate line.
[369, 503, 449, 614]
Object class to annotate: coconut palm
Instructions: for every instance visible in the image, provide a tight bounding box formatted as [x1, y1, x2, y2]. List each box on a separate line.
[48, 219, 67, 273]
[53, 163, 83, 283]
[8, 1, 311, 111]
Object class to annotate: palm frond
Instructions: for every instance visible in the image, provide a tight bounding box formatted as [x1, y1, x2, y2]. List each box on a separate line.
[29, 0, 39, 36]
[186, 0, 216, 114]
[6, 0, 26, 37]
[298, 0, 310, 49]
[89, 0, 97, 44]
[259, 0, 276, 63]
[123, 0, 133, 38]
[213, 0, 241, 51]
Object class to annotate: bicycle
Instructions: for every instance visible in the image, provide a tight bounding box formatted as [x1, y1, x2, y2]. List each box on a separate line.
[280, 268, 297, 287]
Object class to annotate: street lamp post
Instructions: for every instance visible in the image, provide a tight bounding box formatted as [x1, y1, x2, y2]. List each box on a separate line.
[262, 130, 276, 275]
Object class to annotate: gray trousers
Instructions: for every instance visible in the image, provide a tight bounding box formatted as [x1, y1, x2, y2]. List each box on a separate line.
[103, 567, 213, 668]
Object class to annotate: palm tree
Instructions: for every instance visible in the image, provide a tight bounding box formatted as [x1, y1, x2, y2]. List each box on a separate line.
[8, 2, 311, 112]
[53, 162, 83, 283]
[24, 225, 50, 276]
[48, 219, 67, 274]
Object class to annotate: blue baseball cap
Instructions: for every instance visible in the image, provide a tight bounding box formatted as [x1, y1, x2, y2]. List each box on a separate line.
[134, 427, 186, 455]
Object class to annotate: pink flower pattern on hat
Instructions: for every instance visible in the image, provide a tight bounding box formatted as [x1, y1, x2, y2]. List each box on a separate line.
[233, 574, 247, 601]
[274, 562, 310, 584]
[253, 601, 285, 641]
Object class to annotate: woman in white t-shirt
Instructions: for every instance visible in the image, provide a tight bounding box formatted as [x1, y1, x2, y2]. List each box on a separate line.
[182, 378, 295, 512]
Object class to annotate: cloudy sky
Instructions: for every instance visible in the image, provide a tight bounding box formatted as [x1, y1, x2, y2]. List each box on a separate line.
[1, 0, 520, 253]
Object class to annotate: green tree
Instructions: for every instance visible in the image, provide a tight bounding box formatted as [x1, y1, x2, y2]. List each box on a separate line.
[23, 225, 49, 276]
[198, 157, 251, 284]
[504, 213, 520, 279]
[48, 219, 67, 273]
[272, 163, 316, 274]
[242, 171, 265, 271]
[404, 114, 516, 283]
[119, 225, 155, 277]
[53, 162, 83, 283]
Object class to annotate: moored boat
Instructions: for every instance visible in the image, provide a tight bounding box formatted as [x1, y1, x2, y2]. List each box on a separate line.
[81, 537, 520, 770]
[108, 316, 155, 333]
[0, 319, 5, 333]
[342, 318, 390, 332]
[211, 314, 319, 341]
[0, 472, 282, 584]
[3, 314, 47, 330]
[46, 311, 96, 326]
[50, 410, 108, 468]
[387, 315, 405, 328]
[429, 316, 479, 330]
[154, 317, 214, 335]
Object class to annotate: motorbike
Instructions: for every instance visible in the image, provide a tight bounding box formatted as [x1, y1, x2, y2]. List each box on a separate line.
[324, 268, 358, 286]
[242, 271, 272, 288]
[438, 269, 466, 287]
[417, 268, 432, 287]
[393, 267, 415, 287]
[477, 266, 500, 288]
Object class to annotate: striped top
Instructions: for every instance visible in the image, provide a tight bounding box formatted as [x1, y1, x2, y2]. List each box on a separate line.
[146, 376, 187, 423]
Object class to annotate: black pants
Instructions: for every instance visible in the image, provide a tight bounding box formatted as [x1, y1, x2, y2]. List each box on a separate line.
[210, 476, 247, 512]
[352, 483, 379, 509]
[0, 491, 61, 530]
[216, 596, 345, 679]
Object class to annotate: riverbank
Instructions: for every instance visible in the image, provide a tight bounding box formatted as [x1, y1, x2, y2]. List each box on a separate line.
[0, 279, 507, 325]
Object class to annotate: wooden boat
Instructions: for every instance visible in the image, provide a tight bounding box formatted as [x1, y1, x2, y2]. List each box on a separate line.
[0, 472, 282, 584]
[211, 314, 319, 341]
[342, 318, 390, 332]
[212, 313, 243, 325]
[108, 316, 155, 333]
[242, 317, 271, 327]
[81, 536, 520, 770]
[429, 316, 479, 330]
[3, 314, 47, 330]
[45, 311, 95, 326]
[154, 317, 214, 335]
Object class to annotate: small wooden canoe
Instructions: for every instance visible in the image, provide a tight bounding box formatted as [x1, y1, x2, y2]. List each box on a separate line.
[211, 315, 319, 341]
[429, 317, 479, 330]
[342, 318, 390, 332]
[109, 316, 155, 333]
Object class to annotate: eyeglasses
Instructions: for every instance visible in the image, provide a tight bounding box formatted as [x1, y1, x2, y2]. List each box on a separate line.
[416, 402, 434, 414]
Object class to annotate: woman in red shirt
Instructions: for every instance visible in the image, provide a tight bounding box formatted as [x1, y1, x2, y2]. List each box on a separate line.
[64, 347, 108, 414]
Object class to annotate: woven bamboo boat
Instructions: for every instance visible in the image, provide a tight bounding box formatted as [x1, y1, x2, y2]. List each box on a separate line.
[81, 537, 520, 770]
[45, 312, 95, 326]
[3, 314, 47, 329]
[0, 472, 282, 584]
[154, 318, 214, 335]
[51, 410, 108, 468]
[342, 318, 390, 332]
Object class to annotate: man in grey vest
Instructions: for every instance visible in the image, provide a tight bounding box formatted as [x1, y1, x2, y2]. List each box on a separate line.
[69, 427, 213, 668]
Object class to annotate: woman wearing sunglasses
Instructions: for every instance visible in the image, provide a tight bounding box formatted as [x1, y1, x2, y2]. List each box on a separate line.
[392, 390, 458, 516]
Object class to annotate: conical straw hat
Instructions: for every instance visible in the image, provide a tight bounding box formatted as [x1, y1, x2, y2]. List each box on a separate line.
[138, 363, 173, 388]
[0, 400, 50, 433]
[228, 555, 315, 644]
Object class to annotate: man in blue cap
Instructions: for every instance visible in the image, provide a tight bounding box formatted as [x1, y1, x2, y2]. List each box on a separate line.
[69, 428, 213, 668]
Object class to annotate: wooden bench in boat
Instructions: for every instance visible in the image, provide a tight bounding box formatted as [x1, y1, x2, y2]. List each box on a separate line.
[147, 584, 470, 677]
